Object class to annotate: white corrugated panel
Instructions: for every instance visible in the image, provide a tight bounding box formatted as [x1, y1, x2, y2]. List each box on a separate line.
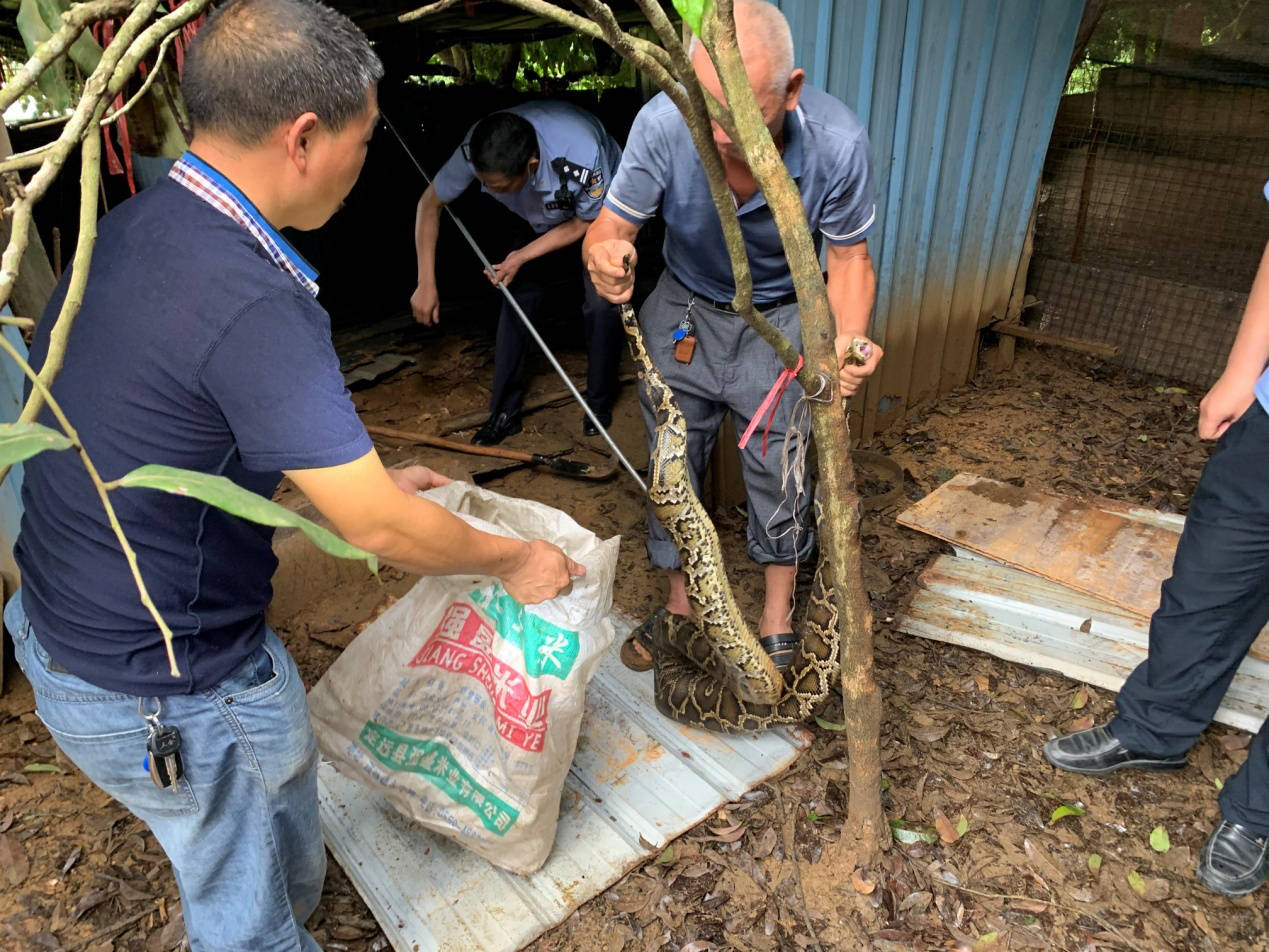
[318, 610, 811, 952]
[898, 553, 1268, 735]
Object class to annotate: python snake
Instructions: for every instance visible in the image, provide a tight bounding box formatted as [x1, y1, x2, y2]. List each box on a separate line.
[621, 303, 870, 732]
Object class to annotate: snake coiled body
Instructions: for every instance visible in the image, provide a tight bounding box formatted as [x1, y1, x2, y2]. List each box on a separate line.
[621, 305, 844, 730]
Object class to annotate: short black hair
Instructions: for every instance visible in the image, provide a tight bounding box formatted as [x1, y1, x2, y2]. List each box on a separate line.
[469, 113, 538, 178]
[183, 0, 383, 146]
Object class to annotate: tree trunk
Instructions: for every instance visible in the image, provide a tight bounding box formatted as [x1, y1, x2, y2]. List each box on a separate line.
[703, 3, 888, 857]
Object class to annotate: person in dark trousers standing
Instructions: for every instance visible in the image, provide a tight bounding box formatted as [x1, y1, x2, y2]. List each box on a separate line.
[7, 3, 582, 949]
[412, 102, 624, 445]
[1044, 197, 1269, 897]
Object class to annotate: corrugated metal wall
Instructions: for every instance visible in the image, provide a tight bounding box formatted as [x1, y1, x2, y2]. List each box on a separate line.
[777, 0, 1084, 438]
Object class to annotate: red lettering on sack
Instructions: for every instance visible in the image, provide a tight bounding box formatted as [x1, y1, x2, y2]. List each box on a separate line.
[409, 602, 550, 752]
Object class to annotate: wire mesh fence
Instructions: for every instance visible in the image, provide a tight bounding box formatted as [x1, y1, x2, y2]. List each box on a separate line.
[1028, 1, 1269, 387]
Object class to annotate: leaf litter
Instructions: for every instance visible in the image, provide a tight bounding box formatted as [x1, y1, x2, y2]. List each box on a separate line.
[2, 344, 1265, 951]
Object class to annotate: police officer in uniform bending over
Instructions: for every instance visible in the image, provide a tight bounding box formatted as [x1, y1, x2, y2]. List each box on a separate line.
[412, 102, 624, 444]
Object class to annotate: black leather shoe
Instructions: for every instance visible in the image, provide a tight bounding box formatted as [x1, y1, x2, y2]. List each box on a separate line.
[1042, 724, 1187, 775]
[1197, 821, 1269, 897]
[471, 412, 521, 446]
[582, 413, 611, 437]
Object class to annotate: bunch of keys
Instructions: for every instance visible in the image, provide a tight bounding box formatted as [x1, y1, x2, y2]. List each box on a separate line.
[139, 698, 184, 792]
[672, 298, 697, 364]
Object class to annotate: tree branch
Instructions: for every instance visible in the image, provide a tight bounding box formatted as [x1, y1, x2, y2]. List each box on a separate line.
[0, 0, 161, 313]
[0, 0, 134, 116]
[0, 311, 180, 677]
[398, 0, 463, 22]
[4, 128, 103, 448]
[704, 0, 888, 853]
[101, 27, 177, 126]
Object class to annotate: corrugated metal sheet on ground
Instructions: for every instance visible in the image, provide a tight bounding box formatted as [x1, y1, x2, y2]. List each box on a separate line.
[318, 610, 811, 952]
[897, 472, 1269, 660]
[897, 553, 1268, 736]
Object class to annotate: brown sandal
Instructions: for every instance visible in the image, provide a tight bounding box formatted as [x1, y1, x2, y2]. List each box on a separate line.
[620, 608, 666, 672]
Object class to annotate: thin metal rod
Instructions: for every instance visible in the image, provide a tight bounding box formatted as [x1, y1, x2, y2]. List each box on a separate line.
[382, 113, 648, 495]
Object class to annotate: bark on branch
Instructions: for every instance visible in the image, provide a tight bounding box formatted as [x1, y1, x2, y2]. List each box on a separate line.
[703, 0, 887, 854]
[0, 0, 134, 116]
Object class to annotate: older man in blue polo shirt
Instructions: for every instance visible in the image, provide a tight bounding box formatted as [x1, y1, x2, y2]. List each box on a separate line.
[412, 102, 624, 445]
[583, 0, 882, 665]
[6, 2, 581, 949]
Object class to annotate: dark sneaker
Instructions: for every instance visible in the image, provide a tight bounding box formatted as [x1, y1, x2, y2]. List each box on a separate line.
[471, 412, 521, 446]
[1197, 821, 1269, 897]
[582, 413, 611, 437]
[1042, 724, 1187, 775]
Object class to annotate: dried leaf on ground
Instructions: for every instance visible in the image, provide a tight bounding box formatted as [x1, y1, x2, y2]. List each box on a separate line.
[0, 832, 29, 886]
[850, 868, 876, 894]
[935, 810, 962, 844]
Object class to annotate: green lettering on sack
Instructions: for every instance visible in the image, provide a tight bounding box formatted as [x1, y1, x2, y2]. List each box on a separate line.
[359, 721, 519, 836]
[468, 586, 580, 678]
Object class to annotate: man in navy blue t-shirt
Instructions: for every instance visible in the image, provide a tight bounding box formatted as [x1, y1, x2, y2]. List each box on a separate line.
[6, 2, 582, 948]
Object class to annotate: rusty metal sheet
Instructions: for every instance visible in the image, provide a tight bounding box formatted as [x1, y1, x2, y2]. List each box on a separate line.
[898, 554, 1267, 735]
[317, 609, 811, 952]
[897, 473, 1181, 616]
[899, 473, 1269, 661]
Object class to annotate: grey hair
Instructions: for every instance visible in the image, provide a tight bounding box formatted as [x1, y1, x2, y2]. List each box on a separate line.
[184, 0, 383, 146]
[688, 0, 796, 94]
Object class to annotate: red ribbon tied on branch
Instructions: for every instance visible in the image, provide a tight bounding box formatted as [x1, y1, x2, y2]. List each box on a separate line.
[737, 355, 803, 457]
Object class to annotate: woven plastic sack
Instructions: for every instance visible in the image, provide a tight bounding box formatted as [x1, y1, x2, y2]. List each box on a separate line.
[308, 481, 619, 874]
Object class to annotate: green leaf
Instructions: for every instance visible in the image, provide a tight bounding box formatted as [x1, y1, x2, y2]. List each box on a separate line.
[0, 422, 74, 467]
[24, 763, 63, 774]
[1214, 777, 1223, 790]
[806, 810, 821, 823]
[113, 465, 377, 573]
[1088, 853, 1102, 873]
[889, 820, 938, 845]
[1149, 826, 1171, 852]
[655, 844, 675, 865]
[955, 815, 969, 837]
[814, 715, 846, 731]
[1049, 804, 1085, 824]
[1071, 684, 1088, 709]
[671, 0, 713, 35]
[1127, 869, 1146, 895]
[974, 933, 1000, 950]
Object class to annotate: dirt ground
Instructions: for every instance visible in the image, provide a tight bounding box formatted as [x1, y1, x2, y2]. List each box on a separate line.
[1, 314, 1265, 952]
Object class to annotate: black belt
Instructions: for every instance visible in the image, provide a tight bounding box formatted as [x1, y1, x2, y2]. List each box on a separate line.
[698, 289, 799, 313]
[668, 270, 798, 313]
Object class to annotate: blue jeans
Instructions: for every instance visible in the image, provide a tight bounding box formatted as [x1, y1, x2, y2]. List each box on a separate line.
[6, 594, 326, 951]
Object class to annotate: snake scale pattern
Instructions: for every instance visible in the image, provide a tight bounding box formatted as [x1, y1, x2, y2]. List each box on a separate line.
[621, 303, 856, 732]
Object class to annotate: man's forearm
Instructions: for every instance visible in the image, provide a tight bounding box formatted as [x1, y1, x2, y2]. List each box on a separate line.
[1223, 242, 1269, 383]
[516, 216, 589, 263]
[287, 454, 529, 579]
[414, 186, 443, 285]
[826, 245, 877, 338]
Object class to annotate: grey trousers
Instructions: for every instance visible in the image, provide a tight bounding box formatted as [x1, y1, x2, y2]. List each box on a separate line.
[637, 271, 815, 570]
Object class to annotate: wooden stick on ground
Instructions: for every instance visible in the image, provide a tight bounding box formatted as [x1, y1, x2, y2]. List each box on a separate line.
[437, 373, 636, 435]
